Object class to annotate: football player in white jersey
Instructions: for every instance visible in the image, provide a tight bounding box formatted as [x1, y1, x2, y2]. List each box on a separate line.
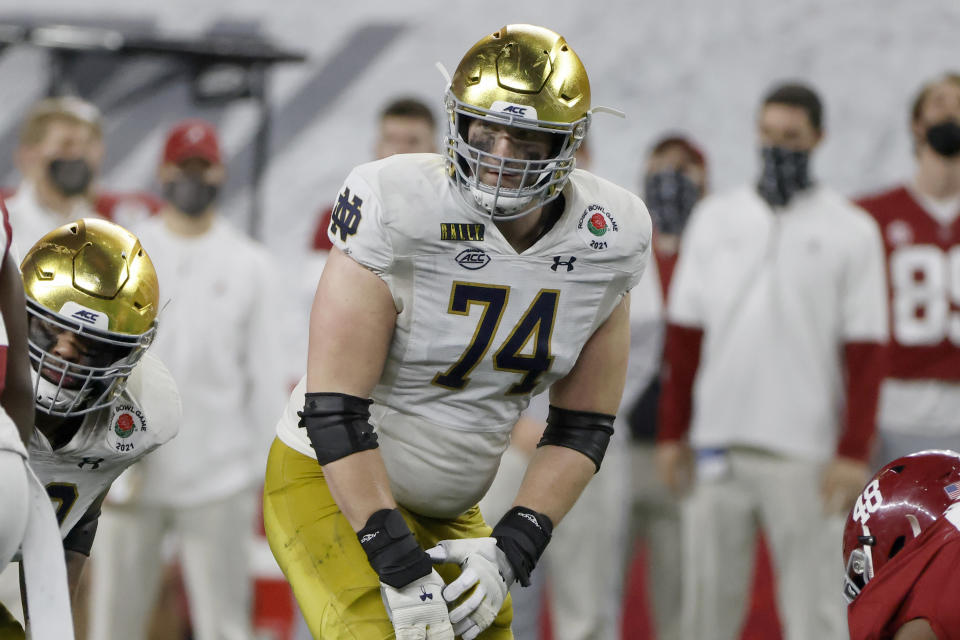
[264, 24, 651, 640]
[1, 218, 180, 620]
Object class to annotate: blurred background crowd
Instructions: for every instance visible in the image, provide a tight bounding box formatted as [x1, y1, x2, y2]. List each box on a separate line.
[0, 0, 957, 639]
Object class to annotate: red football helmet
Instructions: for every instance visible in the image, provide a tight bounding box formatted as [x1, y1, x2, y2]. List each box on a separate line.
[842, 450, 960, 603]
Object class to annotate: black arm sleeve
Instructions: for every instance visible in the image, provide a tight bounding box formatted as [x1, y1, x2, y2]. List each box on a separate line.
[298, 392, 379, 465]
[536, 405, 616, 472]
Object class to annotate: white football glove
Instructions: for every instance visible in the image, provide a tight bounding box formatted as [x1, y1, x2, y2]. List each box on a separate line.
[381, 569, 454, 640]
[427, 538, 514, 640]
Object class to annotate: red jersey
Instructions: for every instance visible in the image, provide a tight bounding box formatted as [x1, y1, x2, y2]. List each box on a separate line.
[311, 206, 334, 251]
[857, 186, 960, 380]
[848, 510, 960, 639]
[652, 238, 678, 302]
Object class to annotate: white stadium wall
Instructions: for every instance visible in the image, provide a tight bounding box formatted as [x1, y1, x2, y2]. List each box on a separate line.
[0, 0, 956, 256]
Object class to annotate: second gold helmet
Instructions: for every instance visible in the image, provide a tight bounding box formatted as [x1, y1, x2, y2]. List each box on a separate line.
[21, 218, 159, 417]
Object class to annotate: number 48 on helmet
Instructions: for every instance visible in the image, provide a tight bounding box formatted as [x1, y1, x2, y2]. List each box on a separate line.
[842, 449, 960, 603]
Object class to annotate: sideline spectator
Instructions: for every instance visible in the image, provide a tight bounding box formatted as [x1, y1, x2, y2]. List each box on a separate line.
[5, 97, 160, 259]
[89, 119, 285, 640]
[656, 82, 888, 640]
[856, 72, 960, 465]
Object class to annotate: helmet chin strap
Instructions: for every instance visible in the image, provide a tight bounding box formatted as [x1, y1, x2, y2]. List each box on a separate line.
[861, 522, 875, 581]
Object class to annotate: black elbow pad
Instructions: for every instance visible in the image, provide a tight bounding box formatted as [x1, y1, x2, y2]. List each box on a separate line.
[63, 517, 99, 557]
[536, 405, 615, 472]
[298, 392, 379, 465]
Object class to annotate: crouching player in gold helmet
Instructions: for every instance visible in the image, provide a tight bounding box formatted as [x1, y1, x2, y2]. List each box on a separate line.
[2, 218, 180, 626]
[264, 24, 651, 640]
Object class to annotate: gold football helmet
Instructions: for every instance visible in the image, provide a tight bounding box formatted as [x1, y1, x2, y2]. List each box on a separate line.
[444, 24, 591, 220]
[21, 218, 159, 417]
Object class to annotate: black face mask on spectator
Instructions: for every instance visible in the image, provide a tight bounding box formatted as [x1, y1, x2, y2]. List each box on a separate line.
[48, 158, 93, 197]
[757, 146, 813, 208]
[926, 120, 960, 158]
[163, 175, 219, 217]
[644, 170, 701, 236]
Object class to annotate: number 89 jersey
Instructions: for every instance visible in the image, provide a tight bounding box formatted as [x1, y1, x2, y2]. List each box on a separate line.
[277, 153, 650, 517]
[858, 186, 960, 431]
[858, 186, 960, 378]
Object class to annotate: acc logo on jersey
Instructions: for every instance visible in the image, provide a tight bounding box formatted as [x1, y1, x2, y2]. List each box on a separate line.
[106, 403, 147, 454]
[456, 248, 491, 270]
[576, 204, 619, 251]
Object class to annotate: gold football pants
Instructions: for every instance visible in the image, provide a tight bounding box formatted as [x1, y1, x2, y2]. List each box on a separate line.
[0, 602, 24, 640]
[263, 438, 514, 639]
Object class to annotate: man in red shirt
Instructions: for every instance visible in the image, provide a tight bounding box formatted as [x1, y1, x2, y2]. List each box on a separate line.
[856, 72, 960, 464]
[843, 450, 960, 639]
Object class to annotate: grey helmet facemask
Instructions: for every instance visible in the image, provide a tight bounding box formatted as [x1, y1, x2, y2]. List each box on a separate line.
[27, 299, 155, 418]
[443, 92, 588, 221]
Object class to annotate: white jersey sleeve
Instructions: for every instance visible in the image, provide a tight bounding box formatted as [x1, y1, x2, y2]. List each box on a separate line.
[326, 163, 395, 277]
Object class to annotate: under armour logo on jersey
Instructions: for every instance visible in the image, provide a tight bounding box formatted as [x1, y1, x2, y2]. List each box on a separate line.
[78, 457, 105, 470]
[329, 187, 363, 242]
[551, 256, 576, 272]
[419, 586, 433, 601]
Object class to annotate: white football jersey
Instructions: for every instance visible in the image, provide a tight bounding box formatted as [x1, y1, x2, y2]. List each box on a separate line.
[28, 352, 180, 537]
[277, 153, 650, 517]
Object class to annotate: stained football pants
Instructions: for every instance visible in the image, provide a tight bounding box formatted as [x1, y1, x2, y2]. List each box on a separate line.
[262, 438, 513, 639]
